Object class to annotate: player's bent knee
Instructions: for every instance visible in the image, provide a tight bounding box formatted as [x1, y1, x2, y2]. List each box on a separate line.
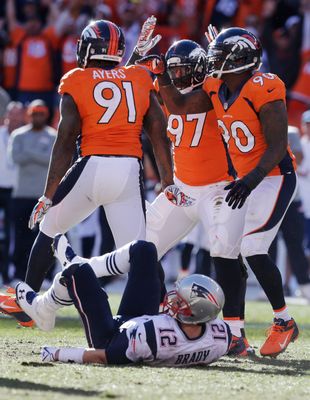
[61, 262, 93, 285]
[130, 240, 158, 262]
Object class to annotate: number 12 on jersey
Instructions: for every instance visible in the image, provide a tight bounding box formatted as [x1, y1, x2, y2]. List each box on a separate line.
[93, 81, 137, 124]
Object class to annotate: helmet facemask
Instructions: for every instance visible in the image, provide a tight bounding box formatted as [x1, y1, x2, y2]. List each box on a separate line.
[162, 275, 225, 325]
[207, 39, 262, 79]
[162, 290, 193, 320]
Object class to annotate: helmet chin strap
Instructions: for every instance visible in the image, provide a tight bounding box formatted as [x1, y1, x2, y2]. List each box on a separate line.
[179, 81, 203, 94]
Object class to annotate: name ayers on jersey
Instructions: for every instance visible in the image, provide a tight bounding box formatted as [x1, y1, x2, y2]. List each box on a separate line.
[58, 65, 153, 158]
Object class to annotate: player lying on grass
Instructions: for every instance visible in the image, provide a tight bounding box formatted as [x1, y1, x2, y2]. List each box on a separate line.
[15, 236, 234, 367]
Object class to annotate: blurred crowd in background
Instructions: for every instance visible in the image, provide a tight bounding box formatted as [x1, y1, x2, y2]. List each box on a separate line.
[0, 0, 309, 301]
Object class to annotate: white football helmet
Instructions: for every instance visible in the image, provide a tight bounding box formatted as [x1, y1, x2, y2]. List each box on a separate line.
[163, 274, 225, 324]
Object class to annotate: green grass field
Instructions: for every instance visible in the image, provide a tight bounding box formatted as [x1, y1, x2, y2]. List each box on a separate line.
[0, 296, 309, 400]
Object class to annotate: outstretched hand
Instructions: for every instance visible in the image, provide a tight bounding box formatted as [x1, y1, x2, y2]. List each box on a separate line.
[135, 54, 166, 75]
[135, 15, 162, 56]
[205, 24, 218, 43]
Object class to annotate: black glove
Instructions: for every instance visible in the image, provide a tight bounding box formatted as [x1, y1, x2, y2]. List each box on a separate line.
[225, 167, 267, 209]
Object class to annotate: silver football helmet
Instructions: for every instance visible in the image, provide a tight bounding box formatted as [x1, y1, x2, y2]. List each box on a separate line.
[163, 274, 225, 324]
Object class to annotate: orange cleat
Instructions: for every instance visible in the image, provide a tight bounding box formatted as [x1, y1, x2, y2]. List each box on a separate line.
[227, 335, 248, 357]
[0, 289, 34, 327]
[227, 330, 255, 357]
[260, 318, 299, 357]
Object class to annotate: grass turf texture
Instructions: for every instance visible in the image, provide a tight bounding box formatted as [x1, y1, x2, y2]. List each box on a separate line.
[0, 296, 309, 400]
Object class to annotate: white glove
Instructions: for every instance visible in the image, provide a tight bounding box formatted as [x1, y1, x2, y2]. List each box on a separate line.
[164, 185, 196, 207]
[28, 195, 52, 230]
[135, 15, 162, 56]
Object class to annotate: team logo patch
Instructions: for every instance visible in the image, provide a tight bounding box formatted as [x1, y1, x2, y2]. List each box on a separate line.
[190, 283, 219, 306]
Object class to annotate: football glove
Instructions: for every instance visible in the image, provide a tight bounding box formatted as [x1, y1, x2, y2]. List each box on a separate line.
[205, 24, 218, 43]
[164, 185, 196, 207]
[135, 15, 162, 56]
[28, 195, 52, 230]
[224, 167, 266, 209]
[135, 54, 166, 75]
[224, 180, 251, 209]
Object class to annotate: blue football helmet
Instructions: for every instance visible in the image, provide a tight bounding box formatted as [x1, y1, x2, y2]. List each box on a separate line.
[207, 27, 262, 78]
[77, 20, 125, 68]
[165, 40, 207, 92]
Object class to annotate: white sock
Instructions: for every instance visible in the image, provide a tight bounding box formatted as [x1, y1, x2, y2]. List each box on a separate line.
[273, 306, 291, 322]
[224, 319, 244, 337]
[88, 242, 133, 277]
[57, 347, 86, 364]
[38, 272, 73, 313]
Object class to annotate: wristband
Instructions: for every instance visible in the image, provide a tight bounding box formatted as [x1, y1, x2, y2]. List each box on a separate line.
[242, 167, 267, 190]
[158, 72, 172, 86]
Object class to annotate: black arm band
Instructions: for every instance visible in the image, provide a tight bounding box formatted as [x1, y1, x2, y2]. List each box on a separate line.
[243, 167, 267, 190]
[125, 48, 141, 66]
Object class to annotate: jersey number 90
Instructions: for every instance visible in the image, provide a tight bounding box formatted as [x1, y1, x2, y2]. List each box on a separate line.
[218, 120, 255, 153]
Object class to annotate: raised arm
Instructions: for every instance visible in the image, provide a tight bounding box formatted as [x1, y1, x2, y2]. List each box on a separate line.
[126, 16, 161, 66]
[136, 56, 213, 114]
[6, 0, 18, 31]
[143, 91, 173, 190]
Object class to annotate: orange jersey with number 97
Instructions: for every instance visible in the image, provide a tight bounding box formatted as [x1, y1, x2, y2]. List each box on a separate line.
[203, 72, 296, 178]
[154, 79, 233, 186]
[58, 65, 154, 158]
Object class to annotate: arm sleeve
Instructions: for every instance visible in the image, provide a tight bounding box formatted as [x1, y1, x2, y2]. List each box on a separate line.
[58, 69, 81, 106]
[252, 75, 286, 113]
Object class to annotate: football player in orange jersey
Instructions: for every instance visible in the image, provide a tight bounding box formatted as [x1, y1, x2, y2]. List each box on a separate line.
[72, 38, 253, 357]
[138, 27, 299, 357]
[14, 19, 182, 294]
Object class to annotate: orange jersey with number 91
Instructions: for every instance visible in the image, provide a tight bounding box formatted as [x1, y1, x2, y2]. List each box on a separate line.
[58, 66, 154, 158]
[203, 72, 296, 178]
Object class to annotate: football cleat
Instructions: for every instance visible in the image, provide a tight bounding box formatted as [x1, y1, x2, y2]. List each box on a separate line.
[52, 234, 85, 269]
[227, 335, 248, 357]
[41, 346, 58, 363]
[241, 328, 255, 355]
[227, 334, 255, 357]
[0, 289, 34, 327]
[260, 318, 299, 357]
[16, 282, 56, 332]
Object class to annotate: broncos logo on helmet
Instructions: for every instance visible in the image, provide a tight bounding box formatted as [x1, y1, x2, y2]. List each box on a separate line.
[77, 20, 125, 68]
[207, 27, 262, 78]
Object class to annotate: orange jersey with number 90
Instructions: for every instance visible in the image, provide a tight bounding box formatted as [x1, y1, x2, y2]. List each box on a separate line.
[58, 65, 154, 158]
[203, 72, 296, 178]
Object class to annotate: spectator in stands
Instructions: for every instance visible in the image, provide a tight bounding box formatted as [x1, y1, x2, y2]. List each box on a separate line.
[287, 0, 310, 128]
[7, 99, 56, 283]
[0, 101, 25, 284]
[269, 125, 310, 301]
[299, 110, 310, 263]
[5, 0, 59, 112]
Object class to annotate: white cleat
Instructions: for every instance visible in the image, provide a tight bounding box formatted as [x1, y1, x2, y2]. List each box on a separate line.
[16, 282, 56, 332]
[52, 234, 86, 269]
[41, 346, 58, 362]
